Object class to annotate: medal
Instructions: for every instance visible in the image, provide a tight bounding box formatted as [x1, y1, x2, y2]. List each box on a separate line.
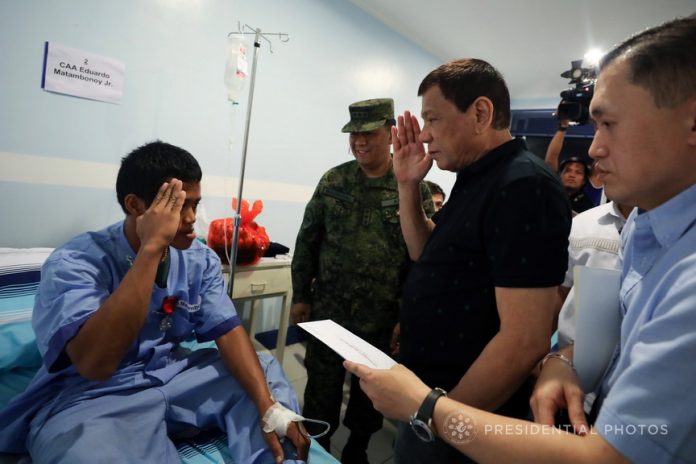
[159, 296, 178, 331]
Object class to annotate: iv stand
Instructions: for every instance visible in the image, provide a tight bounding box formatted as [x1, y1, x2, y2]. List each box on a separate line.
[226, 23, 289, 298]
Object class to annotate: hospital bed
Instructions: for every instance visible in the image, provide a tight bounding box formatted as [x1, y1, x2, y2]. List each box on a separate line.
[0, 248, 338, 464]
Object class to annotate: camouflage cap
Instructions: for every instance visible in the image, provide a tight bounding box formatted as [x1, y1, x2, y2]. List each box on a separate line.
[341, 98, 395, 133]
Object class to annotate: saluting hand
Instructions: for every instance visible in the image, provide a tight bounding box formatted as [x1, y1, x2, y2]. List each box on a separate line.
[392, 111, 433, 184]
[136, 179, 186, 252]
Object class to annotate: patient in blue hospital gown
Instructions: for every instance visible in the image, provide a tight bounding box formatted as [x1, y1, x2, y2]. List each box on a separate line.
[0, 141, 310, 463]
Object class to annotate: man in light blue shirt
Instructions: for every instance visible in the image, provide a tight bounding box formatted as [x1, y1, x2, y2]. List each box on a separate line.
[0, 141, 310, 463]
[592, 182, 696, 461]
[342, 15, 696, 463]
[582, 16, 696, 460]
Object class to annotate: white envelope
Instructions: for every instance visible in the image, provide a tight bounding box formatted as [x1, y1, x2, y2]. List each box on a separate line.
[298, 319, 397, 369]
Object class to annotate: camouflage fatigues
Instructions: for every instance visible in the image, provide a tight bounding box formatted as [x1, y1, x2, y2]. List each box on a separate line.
[292, 159, 434, 438]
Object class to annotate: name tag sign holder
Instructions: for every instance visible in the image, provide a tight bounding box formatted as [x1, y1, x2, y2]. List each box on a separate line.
[41, 41, 125, 104]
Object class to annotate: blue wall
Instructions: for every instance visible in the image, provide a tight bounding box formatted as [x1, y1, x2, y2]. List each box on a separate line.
[0, 0, 442, 249]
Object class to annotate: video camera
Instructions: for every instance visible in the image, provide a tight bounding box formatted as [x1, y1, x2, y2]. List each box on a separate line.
[557, 59, 597, 125]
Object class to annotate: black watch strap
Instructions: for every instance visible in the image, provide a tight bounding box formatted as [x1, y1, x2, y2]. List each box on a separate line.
[412, 388, 446, 435]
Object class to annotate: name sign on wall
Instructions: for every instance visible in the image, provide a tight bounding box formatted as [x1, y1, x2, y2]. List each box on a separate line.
[41, 42, 125, 104]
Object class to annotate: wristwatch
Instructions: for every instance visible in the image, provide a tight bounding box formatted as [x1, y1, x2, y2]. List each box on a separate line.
[409, 387, 447, 442]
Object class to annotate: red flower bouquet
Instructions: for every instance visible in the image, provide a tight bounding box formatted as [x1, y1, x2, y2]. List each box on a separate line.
[208, 198, 270, 265]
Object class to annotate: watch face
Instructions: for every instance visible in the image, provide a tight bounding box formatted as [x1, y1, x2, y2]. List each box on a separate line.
[410, 418, 434, 442]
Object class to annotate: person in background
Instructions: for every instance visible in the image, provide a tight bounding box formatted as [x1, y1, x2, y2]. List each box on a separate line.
[558, 156, 594, 214]
[0, 141, 309, 463]
[346, 15, 696, 463]
[388, 58, 571, 463]
[290, 98, 434, 463]
[424, 180, 446, 212]
[545, 119, 600, 213]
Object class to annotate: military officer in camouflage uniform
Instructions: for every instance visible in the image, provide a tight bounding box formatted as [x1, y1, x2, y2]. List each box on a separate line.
[291, 98, 434, 463]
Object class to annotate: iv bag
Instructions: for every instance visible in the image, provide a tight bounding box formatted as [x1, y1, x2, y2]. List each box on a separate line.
[224, 34, 249, 104]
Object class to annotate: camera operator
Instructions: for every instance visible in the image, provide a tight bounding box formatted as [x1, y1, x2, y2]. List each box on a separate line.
[545, 119, 596, 214]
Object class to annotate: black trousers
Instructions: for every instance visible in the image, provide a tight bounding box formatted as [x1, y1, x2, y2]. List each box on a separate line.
[302, 336, 385, 438]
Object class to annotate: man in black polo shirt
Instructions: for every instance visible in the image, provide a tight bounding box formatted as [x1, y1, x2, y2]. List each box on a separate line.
[391, 58, 571, 463]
